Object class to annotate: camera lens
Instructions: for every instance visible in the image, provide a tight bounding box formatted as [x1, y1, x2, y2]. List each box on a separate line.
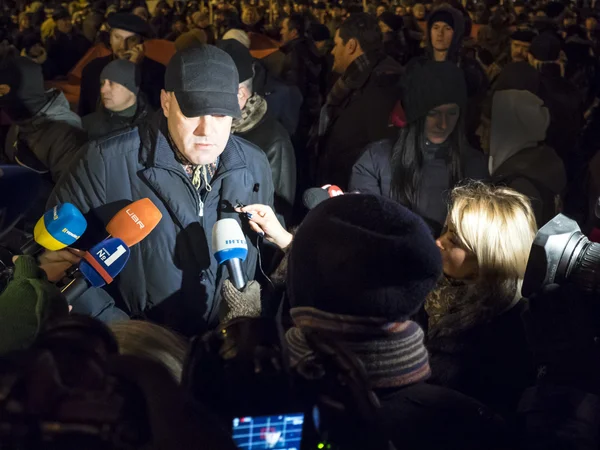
[568, 239, 600, 295]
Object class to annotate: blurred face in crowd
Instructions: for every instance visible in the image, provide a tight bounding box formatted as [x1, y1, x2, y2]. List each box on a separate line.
[132, 6, 149, 21]
[430, 21, 453, 54]
[413, 3, 425, 19]
[331, 29, 360, 74]
[379, 20, 392, 34]
[161, 91, 233, 165]
[174, 20, 187, 33]
[280, 18, 298, 45]
[56, 17, 73, 34]
[19, 15, 30, 30]
[510, 39, 530, 62]
[332, 6, 342, 18]
[283, 3, 291, 14]
[436, 225, 478, 280]
[100, 79, 137, 112]
[110, 28, 137, 58]
[425, 103, 459, 144]
[586, 17, 598, 32]
[376, 5, 386, 17]
[514, 5, 525, 15]
[395, 6, 405, 16]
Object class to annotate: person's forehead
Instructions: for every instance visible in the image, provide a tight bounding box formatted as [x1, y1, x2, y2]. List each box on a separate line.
[432, 21, 452, 27]
[112, 28, 137, 38]
[511, 39, 530, 46]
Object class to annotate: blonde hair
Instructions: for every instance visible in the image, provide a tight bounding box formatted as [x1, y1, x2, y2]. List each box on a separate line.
[110, 321, 188, 382]
[448, 181, 537, 282]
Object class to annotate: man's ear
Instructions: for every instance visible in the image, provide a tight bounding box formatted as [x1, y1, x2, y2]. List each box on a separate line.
[160, 90, 170, 118]
[347, 37, 359, 55]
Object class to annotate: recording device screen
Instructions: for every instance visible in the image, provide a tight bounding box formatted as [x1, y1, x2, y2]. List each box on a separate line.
[232, 413, 304, 449]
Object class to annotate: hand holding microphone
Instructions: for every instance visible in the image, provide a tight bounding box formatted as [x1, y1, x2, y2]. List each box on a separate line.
[235, 204, 293, 250]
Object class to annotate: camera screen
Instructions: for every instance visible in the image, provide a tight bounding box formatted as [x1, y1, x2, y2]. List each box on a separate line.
[232, 413, 304, 449]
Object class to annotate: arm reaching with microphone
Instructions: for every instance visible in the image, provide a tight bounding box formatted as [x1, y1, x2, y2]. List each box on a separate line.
[235, 204, 293, 250]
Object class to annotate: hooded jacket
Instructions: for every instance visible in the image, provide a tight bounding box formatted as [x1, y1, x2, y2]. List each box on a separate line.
[4, 89, 87, 183]
[489, 89, 566, 226]
[82, 95, 150, 141]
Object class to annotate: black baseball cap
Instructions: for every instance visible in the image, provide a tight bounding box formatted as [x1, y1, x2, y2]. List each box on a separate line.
[165, 46, 241, 118]
[108, 12, 152, 37]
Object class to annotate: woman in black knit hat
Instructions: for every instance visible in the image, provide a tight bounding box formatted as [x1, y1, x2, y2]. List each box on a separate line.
[349, 59, 488, 236]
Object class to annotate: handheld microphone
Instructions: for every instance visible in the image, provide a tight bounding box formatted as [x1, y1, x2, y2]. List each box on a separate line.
[105, 198, 163, 247]
[61, 237, 130, 304]
[21, 203, 87, 256]
[212, 219, 248, 290]
[302, 184, 345, 210]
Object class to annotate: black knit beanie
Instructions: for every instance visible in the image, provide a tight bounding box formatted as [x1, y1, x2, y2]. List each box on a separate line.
[0, 57, 47, 122]
[379, 11, 404, 32]
[401, 59, 467, 123]
[288, 194, 442, 321]
[428, 9, 454, 29]
[100, 59, 141, 95]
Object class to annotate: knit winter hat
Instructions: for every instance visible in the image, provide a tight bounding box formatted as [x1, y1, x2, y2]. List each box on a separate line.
[428, 9, 454, 29]
[401, 59, 467, 123]
[222, 29, 251, 48]
[0, 256, 68, 355]
[530, 31, 562, 61]
[100, 59, 140, 95]
[0, 56, 47, 121]
[379, 11, 404, 32]
[288, 194, 442, 321]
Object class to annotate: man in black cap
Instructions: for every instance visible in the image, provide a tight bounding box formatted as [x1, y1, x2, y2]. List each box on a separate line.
[510, 29, 537, 63]
[78, 12, 165, 116]
[50, 46, 275, 337]
[45, 7, 91, 77]
[217, 39, 296, 223]
[82, 59, 149, 140]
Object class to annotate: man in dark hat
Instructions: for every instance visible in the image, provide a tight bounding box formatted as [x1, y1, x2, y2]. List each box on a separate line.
[45, 7, 91, 77]
[50, 46, 275, 337]
[82, 59, 149, 140]
[510, 28, 537, 63]
[78, 12, 165, 116]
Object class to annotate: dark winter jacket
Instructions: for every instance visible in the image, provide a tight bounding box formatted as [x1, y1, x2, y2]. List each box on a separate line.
[316, 52, 403, 191]
[4, 89, 87, 183]
[78, 54, 165, 117]
[45, 30, 91, 77]
[48, 115, 274, 337]
[378, 382, 509, 449]
[235, 112, 296, 221]
[425, 278, 534, 416]
[82, 95, 150, 140]
[279, 36, 322, 131]
[350, 138, 488, 235]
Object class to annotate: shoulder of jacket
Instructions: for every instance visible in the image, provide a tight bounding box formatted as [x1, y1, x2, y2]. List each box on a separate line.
[91, 128, 142, 161]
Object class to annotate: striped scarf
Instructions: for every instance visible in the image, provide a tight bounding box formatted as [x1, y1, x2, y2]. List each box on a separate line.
[286, 307, 431, 389]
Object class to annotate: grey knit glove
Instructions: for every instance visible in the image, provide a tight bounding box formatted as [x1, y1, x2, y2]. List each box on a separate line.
[221, 279, 262, 323]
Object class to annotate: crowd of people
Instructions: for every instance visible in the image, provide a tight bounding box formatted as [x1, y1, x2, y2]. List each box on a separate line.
[0, 0, 599, 448]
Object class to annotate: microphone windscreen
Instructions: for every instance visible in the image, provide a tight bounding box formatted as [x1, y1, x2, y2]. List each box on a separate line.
[212, 218, 248, 264]
[106, 198, 163, 247]
[33, 203, 88, 250]
[302, 188, 330, 210]
[80, 237, 130, 287]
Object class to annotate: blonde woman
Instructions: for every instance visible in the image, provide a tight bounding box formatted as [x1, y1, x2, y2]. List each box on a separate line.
[425, 181, 537, 416]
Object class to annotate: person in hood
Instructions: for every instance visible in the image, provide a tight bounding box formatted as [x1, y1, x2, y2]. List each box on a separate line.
[422, 5, 488, 149]
[489, 86, 566, 226]
[528, 32, 584, 178]
[82, 59, 149, 140]
[217, 39, 296, 223]
[78, 12, 165, 116]
[426, 181, 536, 416]
[315, 13, 403, 191]
[350, 60, 487, 236]
[0, 56, 86, 183]
[45, 7, 91, 78]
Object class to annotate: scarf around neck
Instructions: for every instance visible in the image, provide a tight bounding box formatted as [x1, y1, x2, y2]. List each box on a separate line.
[285, 307, 431, 389]
[232, 93, 268, 133]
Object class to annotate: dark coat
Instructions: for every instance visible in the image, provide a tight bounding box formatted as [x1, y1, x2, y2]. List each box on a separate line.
[235, 112, 296, 221]
[316, 54, 403, 191]
[378, 382, 509, 449]
[78, 55, 165, 117]
[349, 138, 488, 235]
[45, 31, 91, 77]
[49, 116, 274, 337]
[82, 96, 150, 141]
[279, 37, 322, 131]
[427, 300, 534, 417]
